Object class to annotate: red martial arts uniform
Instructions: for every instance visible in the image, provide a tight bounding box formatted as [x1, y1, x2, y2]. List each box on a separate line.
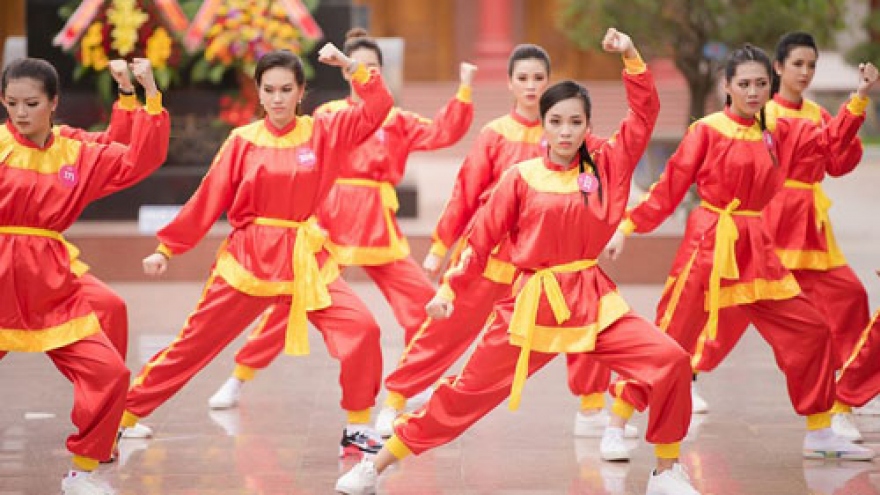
[695, 94, 870, 372]
[0, 95, 169, 468]
[616, 96, 869, 418]
[122, 67, 394, 425]
[229, 86, 473, 376]
[387, 59, 692, 459]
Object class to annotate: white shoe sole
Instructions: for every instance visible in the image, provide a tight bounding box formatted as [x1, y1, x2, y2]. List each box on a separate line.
[802, 449, 875, 461]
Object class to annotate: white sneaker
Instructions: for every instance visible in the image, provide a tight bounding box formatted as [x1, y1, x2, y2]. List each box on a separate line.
[61, 472, 115, 495]
[645, 463, 701, 495]
[374, 406, 399, 438]
[831, 413, 863, 443]
[574, 410, 639, 438]
[335, 459, 378, 495]
[599, 428, 631, 462]
[803, 428, 875, 460]
[120, 422, 153, 439]
[855, 396, 880, 416]
[408, 387, 434, 410]
[691, 383, 708, 414]
[208, 378, 243, 410]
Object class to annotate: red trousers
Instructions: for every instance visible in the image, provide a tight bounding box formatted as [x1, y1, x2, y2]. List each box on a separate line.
[837, 310, 880, 407]
[79, 273, 129, 359]
[233, 257, 435, 371]
[394, 312, 692, 453]
[656, 270, 835, 415]
[1, 332, 129, 462]
[695, 266, 870, 372]
[383, 272, 612, 401]
[125, 274, 383, 418]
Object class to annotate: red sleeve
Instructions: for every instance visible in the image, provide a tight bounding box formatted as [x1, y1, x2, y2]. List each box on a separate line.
[80, 101, 170, 202]
[312, 68, 394, 165]
[156, 135, 241, 256]
[430, 129, 499, 255]
[400, 90, 473, 152]
[594, 67, 660, 191]
[625, 122, 708, 234]
[819, 105, 864, 177]
[444, 167, 522, 298]
[61, 96, 138, 145]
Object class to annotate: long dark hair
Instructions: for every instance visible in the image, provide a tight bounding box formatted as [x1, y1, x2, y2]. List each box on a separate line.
[1, 57, 60, 100]
[539, 80, 601, 205]
[772, 31, 818, 95]
[508, 44, 551, 77]
[724, 44, 778, 166]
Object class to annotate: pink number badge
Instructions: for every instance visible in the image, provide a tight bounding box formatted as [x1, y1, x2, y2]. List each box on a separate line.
[297, 147, 317, 170]
[578, 173, 598, 193]
[58, 165, 79, 188]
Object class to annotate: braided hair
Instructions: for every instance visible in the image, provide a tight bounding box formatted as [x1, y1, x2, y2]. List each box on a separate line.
[539, 80, 602, 205]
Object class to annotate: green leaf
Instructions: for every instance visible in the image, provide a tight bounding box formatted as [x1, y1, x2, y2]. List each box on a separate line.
[208, 64, 228, 84]
[96, 71, 113, 106]
[190, 57, 212, 82]
[73, 64, 89, 82]
[155, 67, 171, 90]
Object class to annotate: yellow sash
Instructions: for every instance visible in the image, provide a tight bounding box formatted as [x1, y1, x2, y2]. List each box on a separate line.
[699, 200, 760, 340]
[253, 216, 330, 356]
[784, 179, 831, 232]
[335, 178, 399, 212]
[509, 258, 597, 411]
[0, 226, 85, 273]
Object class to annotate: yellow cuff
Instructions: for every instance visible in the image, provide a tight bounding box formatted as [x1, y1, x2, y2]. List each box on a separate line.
[72, 455, 100, 471]
[430, 240, 448, 258]
[618, 218, 636, 236]
[118, 93, 138, 111]
[456, 85, 472, 103]
[386, 434, 413, 460]
[847, 95, 870, 116]
[623, 52, 647, 75]
[437, 282, 456, 303]
[654, 442, 681, 459]
[156, 243, 173, 258]
[347, 408, 371, 425]
[351, 64, 370, 85]
[145, 93, 163, 115]
[233, 364, 256, 382]
[831, 400, 853, 415]
[121, 410, 140, 429]
[611, 397, 635, 420]
[806, 412, 832, 430]
[580, 393, 606, 411]
[384, 391, 408, 412]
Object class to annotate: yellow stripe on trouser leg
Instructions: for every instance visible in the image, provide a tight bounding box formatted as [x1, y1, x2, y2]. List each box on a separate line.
[233, 364, 256, 381]
[386, 435, 413, 460]
[384, 391, 407, 411]
[611, 397, 635, 420]
[831, 400, 852, 414]
[508, 260, 596, 411]
[347, 408, 371, 425]
[807, 412, 832, 430]
[253, 217, 331, 356]
[121, 410, 140, 428]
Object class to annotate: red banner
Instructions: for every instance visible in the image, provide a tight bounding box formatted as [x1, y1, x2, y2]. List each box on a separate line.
[183, 0, 222, 52]
[154, 0, 190, 35]
[279, 0, 323, 41]
[52, 0, 104, 50]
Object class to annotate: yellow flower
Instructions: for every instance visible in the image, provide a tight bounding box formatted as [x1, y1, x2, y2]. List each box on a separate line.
[107, 0, 148, 56]
[146, 27, 172, 69]
[80, 23, 104, 68]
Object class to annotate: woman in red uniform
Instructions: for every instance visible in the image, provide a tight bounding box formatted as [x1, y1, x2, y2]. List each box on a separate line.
[337, 28, 701, 495]
[121, 44, 395, 458]
[836, 271, 880, 417]
[604, 43, 878, 460]
[374, 43, 630, 451]
[0, 57, 169, 495]
[203, 29, 474, 411]
[689, 32, 872, 439]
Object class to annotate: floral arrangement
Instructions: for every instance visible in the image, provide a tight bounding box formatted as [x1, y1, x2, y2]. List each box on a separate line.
[56, 0, 189, 102]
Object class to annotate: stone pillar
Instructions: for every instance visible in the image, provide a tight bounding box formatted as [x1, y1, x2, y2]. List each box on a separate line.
[474, 0, 513, 80]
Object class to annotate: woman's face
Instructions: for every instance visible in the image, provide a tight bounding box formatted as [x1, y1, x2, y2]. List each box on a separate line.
[258, 66, 304, 128]
[347, 47, 381, 78]
[1, 77, 56, 142]
[724, 61, 771, 119]
[542, 96, 589, 165]
[775, 46, 817, 97]
[508, 58, 549, 112]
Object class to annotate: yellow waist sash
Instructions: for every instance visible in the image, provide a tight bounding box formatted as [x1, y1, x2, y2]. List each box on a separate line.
[335, 178, 399, 212]
[253, 216, 330, 356]
[509, 258, 597, 411]
[0, 226, 85, 273]
[784, 179, 831, 232]
[699, 199, 761, 340]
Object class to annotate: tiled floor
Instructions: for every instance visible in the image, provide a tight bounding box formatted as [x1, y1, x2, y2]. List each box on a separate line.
[2, 281, 880, 494]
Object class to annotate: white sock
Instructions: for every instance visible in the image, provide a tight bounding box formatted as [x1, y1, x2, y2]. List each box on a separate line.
[226, 377, 243, 389]
[604, 426, 625, 437]
[66, 469, 88, 478]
